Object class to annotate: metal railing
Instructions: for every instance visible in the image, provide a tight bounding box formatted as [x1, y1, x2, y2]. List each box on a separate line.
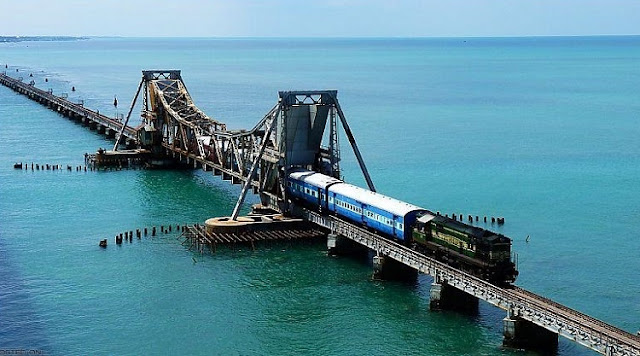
[0, 73, 137, 140]
[304, 209, 640, 356]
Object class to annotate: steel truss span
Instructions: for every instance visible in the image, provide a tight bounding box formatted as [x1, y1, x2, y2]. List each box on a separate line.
[304, 209, 640, 356]
[128, 71, 373, 216]
[3, 68, 637, 356]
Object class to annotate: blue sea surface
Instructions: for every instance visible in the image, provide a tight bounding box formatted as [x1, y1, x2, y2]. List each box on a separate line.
[1, 37, 639, 355]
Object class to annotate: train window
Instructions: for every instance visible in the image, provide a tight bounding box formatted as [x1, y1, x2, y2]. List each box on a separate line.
[287, 181, 292, 187]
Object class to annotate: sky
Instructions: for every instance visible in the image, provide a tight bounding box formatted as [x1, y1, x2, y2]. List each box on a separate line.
[1, 0, 639, 37]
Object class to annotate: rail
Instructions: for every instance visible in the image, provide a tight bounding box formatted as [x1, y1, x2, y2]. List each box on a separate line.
[303, 209, 640, 356]
[0, 73, 138, 140]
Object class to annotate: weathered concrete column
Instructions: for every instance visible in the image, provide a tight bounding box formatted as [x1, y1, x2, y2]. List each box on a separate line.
[371, 253, 417, 282]
[429, 278, 478, 312]
[503, 309, 558, 351]
[430, 281, 443, 310]
[327, 233, 368, 257]
[327, 233, 339, 255]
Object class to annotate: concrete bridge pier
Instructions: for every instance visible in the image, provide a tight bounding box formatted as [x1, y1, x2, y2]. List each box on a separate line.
[372, 253, 418, 282]
[503, 308, 558, 352]
[429, 277, 478, 312]
[327, 233, 368, 257]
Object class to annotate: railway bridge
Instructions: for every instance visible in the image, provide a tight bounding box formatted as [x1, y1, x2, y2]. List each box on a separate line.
[1, 69, 638, 355]
[0, 72, 138, 146]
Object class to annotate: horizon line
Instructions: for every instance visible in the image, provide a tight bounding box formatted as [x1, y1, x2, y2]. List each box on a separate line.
[2, 34, 640, 40]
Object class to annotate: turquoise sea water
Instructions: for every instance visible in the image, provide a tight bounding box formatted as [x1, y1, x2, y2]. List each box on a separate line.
[1, 37, 639, 355]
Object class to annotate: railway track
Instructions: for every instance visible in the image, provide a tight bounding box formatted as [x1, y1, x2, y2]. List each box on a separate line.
[508, 286, 640, 349]
[304, 209, 640, 355]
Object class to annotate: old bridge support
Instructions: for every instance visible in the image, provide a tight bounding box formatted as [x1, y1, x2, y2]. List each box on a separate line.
[503, 309, 559, 351]
[1, 68, 638, 356]
[429, 278, 479, 313]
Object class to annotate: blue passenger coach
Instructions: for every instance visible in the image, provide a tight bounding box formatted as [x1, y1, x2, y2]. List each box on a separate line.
[286, 169, 424, 241]
[287, 169, 342, 209]
[328, 183, 424, 240]
[286, 169, 518, 285]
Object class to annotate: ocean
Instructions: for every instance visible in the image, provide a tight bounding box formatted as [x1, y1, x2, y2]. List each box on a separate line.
[1, 37, 639, 355]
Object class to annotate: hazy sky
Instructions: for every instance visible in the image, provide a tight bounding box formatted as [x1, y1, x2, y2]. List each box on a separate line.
[1, 0, 639, 37]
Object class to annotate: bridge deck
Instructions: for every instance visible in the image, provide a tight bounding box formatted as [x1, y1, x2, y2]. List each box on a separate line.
[303, 209, 640, 356]
[0, 73, 138, 141]
[3, 68, 638, 355]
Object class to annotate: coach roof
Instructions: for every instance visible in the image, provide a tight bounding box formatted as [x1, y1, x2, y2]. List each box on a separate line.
[288, 169, 343, 188]
[330, 182, 424, 217]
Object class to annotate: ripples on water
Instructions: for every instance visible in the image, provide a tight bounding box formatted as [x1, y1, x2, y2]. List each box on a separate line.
[1, 37, 639, 355]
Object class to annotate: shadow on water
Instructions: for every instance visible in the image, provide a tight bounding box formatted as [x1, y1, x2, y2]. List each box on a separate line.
[0, 238, 53, 354]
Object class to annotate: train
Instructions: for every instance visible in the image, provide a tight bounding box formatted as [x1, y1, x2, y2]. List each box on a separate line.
[286, 168, 518, 286]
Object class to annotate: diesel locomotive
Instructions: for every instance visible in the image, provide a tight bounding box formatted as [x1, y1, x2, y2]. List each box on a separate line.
[287, 168, 518, 286]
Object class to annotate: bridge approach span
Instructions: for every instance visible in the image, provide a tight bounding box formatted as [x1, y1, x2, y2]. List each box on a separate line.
[303, 209, 640, 356]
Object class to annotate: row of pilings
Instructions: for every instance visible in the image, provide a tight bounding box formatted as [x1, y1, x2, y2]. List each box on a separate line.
[436, 211, 505, 225]
[12, 162, 149, 172]
[99, 224, 189, 247]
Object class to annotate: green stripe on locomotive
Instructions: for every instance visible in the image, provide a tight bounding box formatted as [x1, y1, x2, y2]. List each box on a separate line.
[431, 230, 477, 258]
[412, 229, 428, 245]
[412, 227, 476, 258]
[437, 225, 473, 243]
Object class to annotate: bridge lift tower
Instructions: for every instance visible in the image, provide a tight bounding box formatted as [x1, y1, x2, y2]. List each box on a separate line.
[115, 70, 376, 219]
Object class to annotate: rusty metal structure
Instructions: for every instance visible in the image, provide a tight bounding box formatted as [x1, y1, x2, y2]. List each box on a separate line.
[1, 69, 638, 356]
[118, 70, 375, 219]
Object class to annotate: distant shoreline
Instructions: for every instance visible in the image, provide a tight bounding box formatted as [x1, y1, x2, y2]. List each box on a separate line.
[1, 35, 639, 42]
[0, 36, 88, 43]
